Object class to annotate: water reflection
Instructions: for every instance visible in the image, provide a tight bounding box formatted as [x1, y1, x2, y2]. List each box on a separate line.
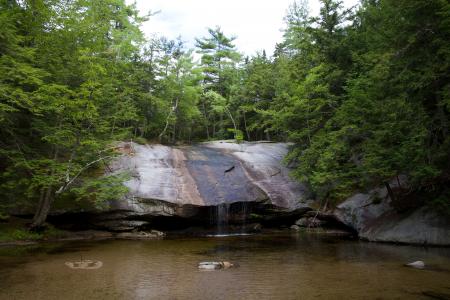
[0, 233, 449, 299]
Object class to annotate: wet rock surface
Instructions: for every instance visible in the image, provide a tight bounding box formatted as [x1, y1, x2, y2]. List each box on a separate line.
[110, 141, 309, 210]
[86, 141, 312, 231]
[38, 141, 313, 234]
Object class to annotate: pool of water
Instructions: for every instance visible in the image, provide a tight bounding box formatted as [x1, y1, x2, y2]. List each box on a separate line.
[0, 232, 449, 299]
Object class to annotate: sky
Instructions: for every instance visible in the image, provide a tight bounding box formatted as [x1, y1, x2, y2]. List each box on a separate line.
[128, 0, 359, 56]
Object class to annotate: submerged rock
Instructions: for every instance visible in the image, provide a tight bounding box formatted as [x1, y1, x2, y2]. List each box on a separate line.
[405, 261, 425, 269]
[65, 260, 103, 270]
[115, 230, 165, 239]
[290, 225, 301, 231]
[198, 261, 234, 270]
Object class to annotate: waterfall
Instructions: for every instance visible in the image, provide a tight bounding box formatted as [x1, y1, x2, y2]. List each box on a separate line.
[216, 203, 230, 234]
[240, 202, 248, 233]
[207, 202, 253, 236]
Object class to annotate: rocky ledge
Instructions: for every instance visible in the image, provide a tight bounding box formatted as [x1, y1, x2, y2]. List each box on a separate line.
[47, 141, 313, 232]
[110, 141, 310, 210]
[333, 181, 450, 246]
[30, 141, 450, 246]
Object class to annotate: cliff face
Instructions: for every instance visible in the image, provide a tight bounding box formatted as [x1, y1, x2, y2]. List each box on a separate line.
[109, 141, 310, 213]
[46, 141, 449, 245]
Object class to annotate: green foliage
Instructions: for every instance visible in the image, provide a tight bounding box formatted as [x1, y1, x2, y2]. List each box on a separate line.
[10, 230, 42, 241]
[133, 137, 148, 145]
[0, 218, 66, 242]
[70, 173, 130, 209]
[0, 0, 145, 226]
[227, 128, 244, 142]
[196, 27, 241, 140]
[0, 0, 449, 224]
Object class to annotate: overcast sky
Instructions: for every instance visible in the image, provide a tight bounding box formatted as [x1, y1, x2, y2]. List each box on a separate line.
[128, 0, 359, 56]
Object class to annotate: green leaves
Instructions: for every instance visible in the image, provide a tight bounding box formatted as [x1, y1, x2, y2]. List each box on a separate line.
[0, 0, 146, 222]
[1, 0, 449, 219]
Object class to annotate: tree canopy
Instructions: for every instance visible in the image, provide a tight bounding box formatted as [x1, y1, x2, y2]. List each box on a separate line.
[1, 0, 449, 227]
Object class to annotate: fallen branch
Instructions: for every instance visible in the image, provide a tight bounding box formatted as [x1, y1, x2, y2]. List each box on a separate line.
[56, 155, 115, 194]
[309, 198, 328, 229]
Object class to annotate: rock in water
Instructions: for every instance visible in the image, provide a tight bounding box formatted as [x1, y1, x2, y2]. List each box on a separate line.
[65, 260, 103, 270]
[198, 261, 234, 270]
[221, 261, 233, 268]
[290, 225, 301, 231]
[405, 261, 425, 269]
[295, 217, 324, 228]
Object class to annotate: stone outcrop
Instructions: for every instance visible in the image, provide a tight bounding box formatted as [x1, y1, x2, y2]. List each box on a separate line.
[40, 141, 449, 245]
[41, 141, 312, 232]
[108, 141, 310, 217]
[334, 183, 450, 246]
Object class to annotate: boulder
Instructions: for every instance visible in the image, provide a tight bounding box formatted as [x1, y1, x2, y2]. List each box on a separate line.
[334, 183, 450, 246]
[405, 261, 425, 269]
[115, 230, 165, 239]
[65, 260, 103, 270]
[198, 261, 234, 270]
[295, 217, 324, 228]
[290, 225, 301, 231]
[94, 220, 148, 232]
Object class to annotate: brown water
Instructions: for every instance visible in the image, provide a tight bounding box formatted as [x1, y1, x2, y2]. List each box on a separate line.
[0, 232, 449, 300]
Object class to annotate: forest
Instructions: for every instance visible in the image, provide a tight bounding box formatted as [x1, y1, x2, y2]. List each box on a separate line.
[1, 0, 449, 229]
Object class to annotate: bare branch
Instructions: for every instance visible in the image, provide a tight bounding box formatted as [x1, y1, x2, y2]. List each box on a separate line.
[56, 155, 116, 194]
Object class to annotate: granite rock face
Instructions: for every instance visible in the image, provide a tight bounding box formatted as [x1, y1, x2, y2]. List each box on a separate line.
[109, 141, 310, 217]
[334, 183, 450, 246]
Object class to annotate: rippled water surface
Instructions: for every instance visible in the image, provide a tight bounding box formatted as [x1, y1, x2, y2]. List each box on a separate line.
[0, 232, 449, 299]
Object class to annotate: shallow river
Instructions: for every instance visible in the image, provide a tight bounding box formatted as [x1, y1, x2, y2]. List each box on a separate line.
[0, 232, 449, 299]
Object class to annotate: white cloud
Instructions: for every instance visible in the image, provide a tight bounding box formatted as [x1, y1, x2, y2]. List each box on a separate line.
[128, 0, 359, 56]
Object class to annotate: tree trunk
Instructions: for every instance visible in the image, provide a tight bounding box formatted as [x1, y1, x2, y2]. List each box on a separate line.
[30, 187, 54, 230]
[202, 100, 210, 140]
[225, 108, 237, 141]
[212, 114, 216, 138]
[110, 117, 116, 137]
[30, 143, 59, 230]
[384, 181, 396, 202]
[243, 112, 250, 141]
[437, 101, 448, 138]
[159, 97, 179, 143]
[219, 113, 224, 137]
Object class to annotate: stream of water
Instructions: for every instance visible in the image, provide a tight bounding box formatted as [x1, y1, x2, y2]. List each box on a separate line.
[0, 232, 449, 299]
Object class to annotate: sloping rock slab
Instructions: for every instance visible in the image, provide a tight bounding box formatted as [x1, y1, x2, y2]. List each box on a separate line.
[334, 184, 450, 246]
[109, 141, 309, 215]
[203, 141, 310, 208]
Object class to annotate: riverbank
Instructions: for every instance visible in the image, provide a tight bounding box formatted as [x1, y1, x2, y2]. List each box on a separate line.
[0, 217, 165, 247]
[1, 216, 356, 247]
